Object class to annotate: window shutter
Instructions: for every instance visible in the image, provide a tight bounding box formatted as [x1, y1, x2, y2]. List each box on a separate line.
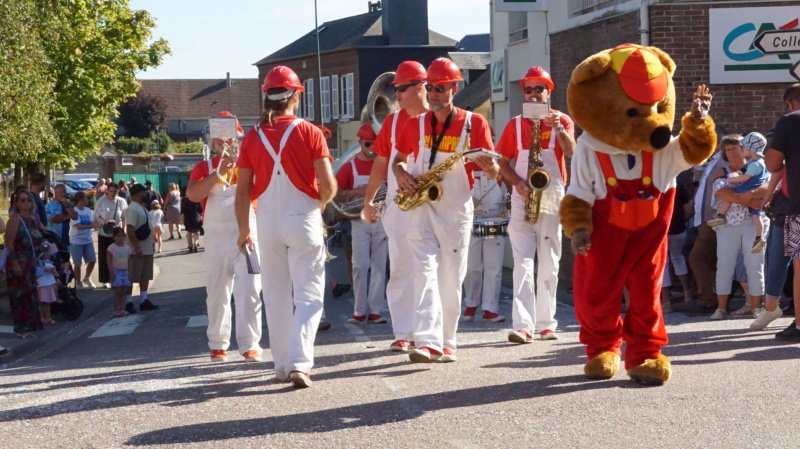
[331, 75, 340, 120]
[346, 73, 355, 118]
[321, 76, 331, 123]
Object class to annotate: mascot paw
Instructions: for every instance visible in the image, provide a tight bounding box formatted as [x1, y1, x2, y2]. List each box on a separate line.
[584, 351, 621, 380]
[626, 354, 672, 386]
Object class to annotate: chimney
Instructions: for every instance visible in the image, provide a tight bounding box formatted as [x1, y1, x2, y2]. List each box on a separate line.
[368, 1, 381, 13]
[382, 0, 428, 46]
[226, 72, 231, 87]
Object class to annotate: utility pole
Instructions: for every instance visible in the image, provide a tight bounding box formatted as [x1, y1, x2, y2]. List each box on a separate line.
[314, 0, 323, 126]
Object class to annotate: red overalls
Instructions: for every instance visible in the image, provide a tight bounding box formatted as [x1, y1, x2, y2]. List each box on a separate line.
[573, 150, 673, 369]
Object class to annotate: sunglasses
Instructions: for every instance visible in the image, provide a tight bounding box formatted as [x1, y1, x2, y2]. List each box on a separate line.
[523, 86, 547, 95]
[425, 84, 453, 93]
[395, 82, 423, 93]
[363, 141, 373, 148]
[17, 197, 32, 203]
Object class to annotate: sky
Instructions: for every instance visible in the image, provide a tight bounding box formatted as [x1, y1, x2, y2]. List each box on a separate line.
[130, 0, 492, 80]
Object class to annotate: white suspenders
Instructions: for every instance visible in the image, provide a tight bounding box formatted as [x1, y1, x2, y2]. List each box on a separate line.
[257, 118, 302, 177]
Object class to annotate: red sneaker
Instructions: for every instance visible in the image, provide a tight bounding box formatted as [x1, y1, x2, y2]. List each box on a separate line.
[540, 329, 560, 340]
[210, 349, 228, 361]
[508, 330, 533, 344]
[409, 346, 442, 363]
[408, 341, 416, 350]
[347, 315, 366, 324]
[368, 314, 387, 324]
[482, 311, 506, 323]
[441, 348, 457, 362]
[389, 340, 410, 352]
[243, 350, 262, 362]
[289, 370, 312, 388]
[463, 306, 478, 322]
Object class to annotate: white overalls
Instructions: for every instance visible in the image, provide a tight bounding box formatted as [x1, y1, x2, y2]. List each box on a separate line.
[349, 159, 389, 317]
[508, 116, 563, 335]
[256, 121, 325, 376]
[381, 112, 417, 341]
[407, 111, 474, 352]
[203, 159, 263, 354]
[464, 171, 506, 314]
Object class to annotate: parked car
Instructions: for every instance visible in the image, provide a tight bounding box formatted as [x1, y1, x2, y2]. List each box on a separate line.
[164, 166, 182, 172]
[55, 179, 95, 192]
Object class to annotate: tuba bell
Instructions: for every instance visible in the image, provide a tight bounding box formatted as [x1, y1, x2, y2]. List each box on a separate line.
[328, 72, 398, 220]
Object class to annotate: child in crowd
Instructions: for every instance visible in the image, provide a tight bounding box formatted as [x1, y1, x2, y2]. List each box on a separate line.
[69, 191, 101, 288]
[36, 241, 60, 325]
[707, 132, 769, 252]
[107, 228, 133, 318]
[149, 199, 164, 253]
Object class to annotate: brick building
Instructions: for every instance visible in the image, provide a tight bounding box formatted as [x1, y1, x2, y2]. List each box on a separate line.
[254, 0, 459, 156]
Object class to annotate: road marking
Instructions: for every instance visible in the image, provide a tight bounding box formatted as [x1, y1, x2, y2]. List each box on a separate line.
[186, 315, 209, 328]
[0, 325, 14, 334]
[89, 315, 144, 338]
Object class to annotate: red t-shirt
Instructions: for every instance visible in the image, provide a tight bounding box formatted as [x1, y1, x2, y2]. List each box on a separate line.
[396, 108, 494, 189]
[495, 112, 574, 183]
[335, 158, 375, 190]
[374, 109, 410, 158]
[237, 116, 332, 201]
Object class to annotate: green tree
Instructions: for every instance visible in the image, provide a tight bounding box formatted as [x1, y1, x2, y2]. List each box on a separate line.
[118, 91, 169, 138]
[0, 0, 57, 168]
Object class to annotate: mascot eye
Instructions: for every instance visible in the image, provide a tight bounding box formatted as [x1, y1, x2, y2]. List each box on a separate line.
[626, 108, 639, 117]
[657, 104, 666, 113]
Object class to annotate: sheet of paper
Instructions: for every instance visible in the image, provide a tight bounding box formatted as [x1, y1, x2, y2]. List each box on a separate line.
[209, 117, 238, 140]
[522, 101, 550, 120]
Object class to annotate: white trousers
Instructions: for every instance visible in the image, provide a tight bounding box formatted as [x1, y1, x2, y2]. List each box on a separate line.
[204, 221, 262, 354]
[464, 236, 505, 313]
[715, 220, 766, 296]
[408, 206, 471, 352]
[383, 207, 416, 341]
[351, 219, 388, 316]
[508, 212, 561, 334]
[258, 183, 325, 376]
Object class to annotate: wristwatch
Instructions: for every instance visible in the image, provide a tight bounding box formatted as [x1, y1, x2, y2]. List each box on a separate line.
[556, 124, 566, 134]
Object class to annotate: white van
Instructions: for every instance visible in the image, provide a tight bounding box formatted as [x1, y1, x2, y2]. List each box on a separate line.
[64, 173, 99, 182]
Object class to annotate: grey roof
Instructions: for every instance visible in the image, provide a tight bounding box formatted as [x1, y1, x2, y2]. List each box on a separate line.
[255, 12, 457, 65]
[139, 79, 261, 119]
[456, 34, 490, 52]
[448, 52, 490, 71]
[454, 69, 490, 111]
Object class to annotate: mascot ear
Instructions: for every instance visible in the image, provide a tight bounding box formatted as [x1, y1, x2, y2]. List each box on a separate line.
[647, 46, 676, 76]
[570, 52, 612, 84]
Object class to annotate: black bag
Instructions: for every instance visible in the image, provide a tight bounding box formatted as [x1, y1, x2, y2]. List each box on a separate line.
[766, 190, 790, 227]
[102, 202, 121, 234]
[134, 203, 151, 240]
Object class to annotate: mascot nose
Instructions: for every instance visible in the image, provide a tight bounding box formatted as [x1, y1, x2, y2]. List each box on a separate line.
[650, 126, 672, 149]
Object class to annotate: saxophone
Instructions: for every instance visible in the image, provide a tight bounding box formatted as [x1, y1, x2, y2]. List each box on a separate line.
[524, 118, 551, 223]
[394, 123, 471, 212]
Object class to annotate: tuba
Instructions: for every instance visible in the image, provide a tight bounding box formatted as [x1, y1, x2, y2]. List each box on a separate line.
[329, 72, 398, 220]
[524, 118, 550, 223]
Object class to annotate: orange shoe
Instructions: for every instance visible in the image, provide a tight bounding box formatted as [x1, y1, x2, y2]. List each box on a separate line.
[243, 350, 262, 362]
[289, 370, 312, 388]
[390, 340, 410, 352]
[210, 349, 228, 361]
[441, 348, 457, 362]
[408, 347, 442, 363]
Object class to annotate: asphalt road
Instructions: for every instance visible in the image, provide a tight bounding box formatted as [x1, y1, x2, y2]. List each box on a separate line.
[1, 236, 799, 448]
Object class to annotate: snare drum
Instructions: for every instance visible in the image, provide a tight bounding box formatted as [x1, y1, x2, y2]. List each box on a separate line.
[471, 218, 509, 239]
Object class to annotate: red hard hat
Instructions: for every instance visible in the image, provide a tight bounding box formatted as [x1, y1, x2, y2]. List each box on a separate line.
[262, 66, 305, 93]
[216, 111, 243, 133]
[392, 61, 427, 85]
[427, 58, 463, 84]
[519, 66, 554, 91]
[357, 122, 378, 141]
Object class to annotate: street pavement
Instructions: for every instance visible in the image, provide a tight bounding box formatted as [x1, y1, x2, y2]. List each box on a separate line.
[1, 235, 800, 448]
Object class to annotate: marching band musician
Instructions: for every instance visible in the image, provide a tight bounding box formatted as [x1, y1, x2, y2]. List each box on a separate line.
[187, 111, 264, 363]
[236, 66, 336, 389]
[392, 58, 499, 363]
[336, 123, 389, 325]
[462, 169, 507, 323]
[363, 60, 429, 353]
[496, 66, 576, 344]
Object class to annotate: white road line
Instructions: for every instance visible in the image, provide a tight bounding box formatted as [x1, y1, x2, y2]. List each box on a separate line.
[0, 325, 15, 334]
[89, 315, 144, 338]
[186, 315, 209, 328]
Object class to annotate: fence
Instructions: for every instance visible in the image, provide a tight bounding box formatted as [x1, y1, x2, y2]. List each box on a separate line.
[113, 172, 192, 196]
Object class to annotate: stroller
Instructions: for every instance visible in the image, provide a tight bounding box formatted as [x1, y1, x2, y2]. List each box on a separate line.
[40, 230, 84, 321]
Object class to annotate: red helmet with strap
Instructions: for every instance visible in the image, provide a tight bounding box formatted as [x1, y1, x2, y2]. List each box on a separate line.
[519, 66, 554, 91]
[356, 122, 378, 141]
[392, 61, 427, 85]
[427, 58, 463, 83]
[262, 66, 305, 93]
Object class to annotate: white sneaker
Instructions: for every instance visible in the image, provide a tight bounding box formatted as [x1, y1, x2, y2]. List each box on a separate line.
[749, 307, 783, 331]
[102, 283, 111, 289]
[83, 278, 96, 289]
[710, 309, 727, 320]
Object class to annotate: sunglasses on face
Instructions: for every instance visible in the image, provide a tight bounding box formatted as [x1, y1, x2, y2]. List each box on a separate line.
[523, 86, 547, 95]
[395, 82, 423, 93]
[425, 84, 453, 93]
[17, 197, 32, 203]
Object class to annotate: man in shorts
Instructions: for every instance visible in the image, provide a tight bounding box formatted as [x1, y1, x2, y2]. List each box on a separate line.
[124, 183, 160, 312]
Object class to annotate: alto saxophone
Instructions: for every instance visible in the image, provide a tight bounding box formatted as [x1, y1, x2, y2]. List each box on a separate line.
[394, 123, 472, 212]
[524, 118, 551, 223]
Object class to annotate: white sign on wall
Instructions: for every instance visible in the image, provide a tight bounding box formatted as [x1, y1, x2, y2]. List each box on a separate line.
[709, 6, 800, 84]
[491, 49, 507, 102]
[495, 0, 547, 13]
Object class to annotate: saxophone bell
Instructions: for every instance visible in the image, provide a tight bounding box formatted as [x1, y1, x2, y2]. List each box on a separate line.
[527, 169, 550, 192]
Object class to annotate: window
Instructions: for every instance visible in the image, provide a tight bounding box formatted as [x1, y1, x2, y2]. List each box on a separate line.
[321, 76, 331, 123]
[508, 12, 528, 43]
[332, 74, 340, 120]
[569, 0, 618, 16]
[304, 78, 315, 121]
[342, 72, 355, 119]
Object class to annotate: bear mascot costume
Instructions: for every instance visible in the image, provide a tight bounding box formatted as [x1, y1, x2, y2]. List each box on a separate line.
[559, 44, 716, 386]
